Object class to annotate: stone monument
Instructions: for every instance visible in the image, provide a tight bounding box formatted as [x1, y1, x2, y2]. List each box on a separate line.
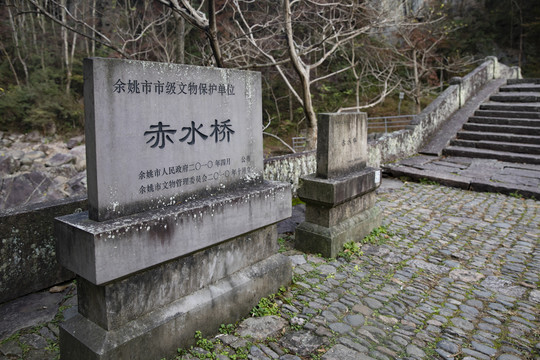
[295, 113, 382, 258]
[55, 58, 292, 359]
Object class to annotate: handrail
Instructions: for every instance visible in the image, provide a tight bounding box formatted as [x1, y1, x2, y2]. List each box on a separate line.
[367, 115, 415, 133]
[292, 114, 415, 150]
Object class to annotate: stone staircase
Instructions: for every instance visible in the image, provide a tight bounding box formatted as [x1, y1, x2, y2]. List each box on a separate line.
[443, 79, 540, 164]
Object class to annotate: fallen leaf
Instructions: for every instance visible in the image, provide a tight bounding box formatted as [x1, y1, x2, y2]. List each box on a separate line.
[49, 284, 70, 293]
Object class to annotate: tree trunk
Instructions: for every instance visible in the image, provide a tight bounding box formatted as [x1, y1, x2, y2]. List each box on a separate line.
[207, 0, 223, 67]
[175, 14, 185, 63]
[7, 2, 29, 84]
[413, 49, 421, 114]
[0, 40, 20, 86]
[283, 0, 317, 149]
[61, 0, 71, 93]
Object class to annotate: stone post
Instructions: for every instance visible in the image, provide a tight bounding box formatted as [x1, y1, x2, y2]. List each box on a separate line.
[295, 113, 382, 258]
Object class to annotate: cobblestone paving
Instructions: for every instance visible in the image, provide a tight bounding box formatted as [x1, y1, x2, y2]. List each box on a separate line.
[1, 182, 539, 359]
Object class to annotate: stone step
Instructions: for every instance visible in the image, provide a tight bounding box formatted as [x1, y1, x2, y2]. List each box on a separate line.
[499, 84, 540, 92]
[479, 102, 540, 112]
[474, 110, 540, 119]
[443, 146, 540, 164]
[450, 139, 540, 155]
[507, 78, 540, 85]
[462, 122, 540, 135]
[456, 131, 540, 145]
[490, 92, 540, 103]
[469, 116, 540, 127]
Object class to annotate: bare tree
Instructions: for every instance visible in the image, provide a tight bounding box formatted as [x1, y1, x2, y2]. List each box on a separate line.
[338, 39, 401, 113]
[156, 0, 225, 67]
[225, 0, 395, 148]
[391, 4, 473, 113]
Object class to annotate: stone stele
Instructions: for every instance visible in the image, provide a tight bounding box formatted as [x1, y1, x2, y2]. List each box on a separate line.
[316, 112, 367, 179]
[56, 58, 292, 360]
[295, 112, 381, 258]
[83, 57, 264, 221]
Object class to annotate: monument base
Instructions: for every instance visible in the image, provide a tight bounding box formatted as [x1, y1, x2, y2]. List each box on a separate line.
[295, 206, 381, 258]
[60, 225, 292, 360]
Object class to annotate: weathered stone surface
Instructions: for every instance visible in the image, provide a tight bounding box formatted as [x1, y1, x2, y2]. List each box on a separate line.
[329, 322, 352, 334]
[497, 354, 523, 360]
[305, 192, 375, 227]
[20, 151, 45, 165]
[321, 344, 373, 360]
[77, 225, 281, 330]
[18, 333, 48, 349]
[529, 290, 540, 303]
[0, 154, 20, 175]
[298, 168, 380, 206]
[60, 253, 291, 360]
[277, 203, 305, 234]
[279, 331, 322, 356]
[450, 269, 485, 282]
[406, 344, 425, 358]
[0, 197, 83, 304]
[0, 340, 22, 357]
[66, 135, 84, 150]
[264, 151, 316, 196]
[316, 113, 367, 179]
[295, 206, 382, 258]
[481, 276, 526, 298]
[9, 179, 540, 360]
[237, 316, 288, 341]
[45, 153, 76, 167]
[84, 58, 264, 221]
[409, 259, 449, 274]
[56, 181, 290, 285]
[0, 171, 55, 210]
[0, 290, 66, 340]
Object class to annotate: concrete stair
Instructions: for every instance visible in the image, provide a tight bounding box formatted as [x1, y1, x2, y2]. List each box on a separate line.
[444, 79, 540, 165]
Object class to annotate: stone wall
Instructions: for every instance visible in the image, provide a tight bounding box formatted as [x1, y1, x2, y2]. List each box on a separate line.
[0, 197, 86, 304]
[367, 58, 521, 167]
[264, 151, 316, 195]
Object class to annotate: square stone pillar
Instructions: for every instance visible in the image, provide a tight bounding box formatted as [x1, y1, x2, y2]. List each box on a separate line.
[295, 113, 382, 257]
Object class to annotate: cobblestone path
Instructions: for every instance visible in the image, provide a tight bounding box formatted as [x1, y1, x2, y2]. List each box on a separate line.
[1, 182, 538, 359]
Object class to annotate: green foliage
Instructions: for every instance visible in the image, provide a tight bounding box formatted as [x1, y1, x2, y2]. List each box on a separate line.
[508, 191, 524, 199]
[219, 323, 235, 335]
[361, 225, 392, 245]
[337, 226, 391, 260]
[337, 240, 363, 261]
[250, 296, 279, 317]
[419, 178, 440, 186]
[194, 330, 214, 352]
[277, 238, 287, 253]
[0, 68, 83, 134]
[448, 0, 540, 77]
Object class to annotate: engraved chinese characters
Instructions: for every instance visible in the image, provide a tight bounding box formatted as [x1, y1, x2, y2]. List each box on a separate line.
[84, 58, 263, 221]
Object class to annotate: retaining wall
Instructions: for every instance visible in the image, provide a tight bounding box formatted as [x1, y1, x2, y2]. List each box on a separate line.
[368, 57, 520, 166]
[0, 197, 86, 304]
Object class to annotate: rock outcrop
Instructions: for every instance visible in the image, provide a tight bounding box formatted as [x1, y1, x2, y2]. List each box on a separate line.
[0, 132, 87, 211]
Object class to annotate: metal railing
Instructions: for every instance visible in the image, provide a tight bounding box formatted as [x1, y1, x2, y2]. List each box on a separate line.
[292, 136, 307, 152]
[367, 115, 415, 133]
[290, 115, 415, 151]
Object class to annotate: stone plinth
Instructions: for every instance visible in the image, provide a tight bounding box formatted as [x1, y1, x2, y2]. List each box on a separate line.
[295, 113, 381, 258]
[56, 181, 290, 285]
[57, 181, 291, 359]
